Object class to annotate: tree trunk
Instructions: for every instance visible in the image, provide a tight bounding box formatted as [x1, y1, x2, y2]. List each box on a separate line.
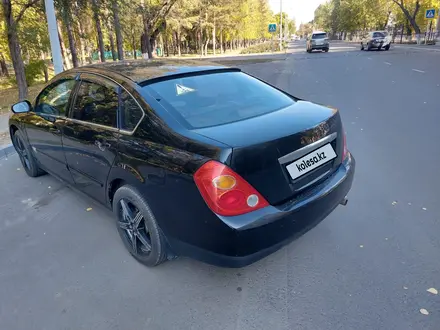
[220, 29, 223, 53]
[132, 35, 137, 59]
[204, 37, 209, 56]
[177, 28, 181, 56]
[140, 0, 153, 59]
[2, 0, 27, 99]
[84, 16, 93, 63]
[57, 21, 72, 69]
[166, 33, 170, 57]
[112, 0, 124, 60]
[37, 34, 49, 82]
[108, 28, 117, 61]
[63, 12, 79, 67]
[0, 52, 9, 77]
[394, 0, 421, 36]
[212, 17, 216, 55]
[91, 0, 105, 62]
[77, 20, 87, 64]
[198, 11, 203, 56]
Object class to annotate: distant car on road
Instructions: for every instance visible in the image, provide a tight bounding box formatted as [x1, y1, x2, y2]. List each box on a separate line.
[306, 31, 330, 53]
[361, 31, 391, 51]
[9, 60, 355, 268]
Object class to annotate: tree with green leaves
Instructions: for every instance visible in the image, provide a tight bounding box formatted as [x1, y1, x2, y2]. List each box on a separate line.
[1, 0, 41, 99]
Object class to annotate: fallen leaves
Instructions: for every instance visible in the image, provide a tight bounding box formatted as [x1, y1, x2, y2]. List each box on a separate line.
[392, 201, 397, 205]
[427, 288, 438, 295]
[419, 308, 429, 315]
[86, 207, 93, 212]
[359, 245, 364, 248]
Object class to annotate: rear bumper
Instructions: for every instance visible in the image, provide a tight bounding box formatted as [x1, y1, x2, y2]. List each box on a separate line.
[311, 44, 329, 50]
[169, 153, 355, 268]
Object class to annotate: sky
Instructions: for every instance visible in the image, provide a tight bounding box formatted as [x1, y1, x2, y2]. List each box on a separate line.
[268, 0, 327, 27]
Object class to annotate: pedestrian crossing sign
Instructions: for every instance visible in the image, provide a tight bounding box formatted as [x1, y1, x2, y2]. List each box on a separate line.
[425, 9, 436, 19]
[268, 23, 277, 33]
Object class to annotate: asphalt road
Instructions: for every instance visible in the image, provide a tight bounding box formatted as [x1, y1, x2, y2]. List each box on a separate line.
[1, 41, 439, 330]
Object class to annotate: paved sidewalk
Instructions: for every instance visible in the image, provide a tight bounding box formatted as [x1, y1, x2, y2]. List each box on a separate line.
[0, 113, 12, 153]
[0, 113, 9, 133]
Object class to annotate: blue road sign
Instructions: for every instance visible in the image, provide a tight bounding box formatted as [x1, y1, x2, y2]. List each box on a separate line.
[425, 9, 436, 19]
[268, 23, 277, 33]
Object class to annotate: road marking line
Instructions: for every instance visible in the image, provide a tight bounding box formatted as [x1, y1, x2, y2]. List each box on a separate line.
[412, 69, 425, 73]
[395, 45, 440, 53]
[384, 62, 392, 65]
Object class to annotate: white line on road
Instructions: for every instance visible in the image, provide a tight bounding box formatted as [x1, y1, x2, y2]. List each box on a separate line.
[412, 69, 425, 73]
[395, 45, 440, 53]
[384, 62, 392, 65]
[330, 46, 357, 50]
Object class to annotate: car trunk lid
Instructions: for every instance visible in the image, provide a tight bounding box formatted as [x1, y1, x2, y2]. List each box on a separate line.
[193, 101, 345, 205]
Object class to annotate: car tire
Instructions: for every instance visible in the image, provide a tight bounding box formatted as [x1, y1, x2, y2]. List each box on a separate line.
[360, 43, 364, 50]
[324, 48, 329, 52]
[13, 130, 45, 177]
[384, 45, 390, 51]
[367, 42, 372, 51]
[113, 185, 169, 267]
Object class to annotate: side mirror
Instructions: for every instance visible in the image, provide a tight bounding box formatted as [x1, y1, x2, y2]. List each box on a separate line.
[11, 100, 32, 114]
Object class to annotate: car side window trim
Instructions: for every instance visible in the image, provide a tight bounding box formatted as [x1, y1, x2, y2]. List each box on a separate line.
[67, 72, 145, 135]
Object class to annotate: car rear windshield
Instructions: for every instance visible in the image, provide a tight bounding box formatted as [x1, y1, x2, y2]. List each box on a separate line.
[145, 71, 295, 129]
[373, 32, 385, 38]
[312, 33, 327, 39]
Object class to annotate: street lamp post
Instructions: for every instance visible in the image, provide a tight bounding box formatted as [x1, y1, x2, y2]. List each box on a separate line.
[279, 0, 283, 51]
[44, 0, 63, 74]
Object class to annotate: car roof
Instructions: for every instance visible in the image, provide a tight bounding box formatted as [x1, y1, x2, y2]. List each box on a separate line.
[312, 31, 327, 34]
[68, 59, 230, 84]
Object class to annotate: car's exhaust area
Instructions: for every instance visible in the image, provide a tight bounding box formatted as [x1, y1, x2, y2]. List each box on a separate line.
[340, 197, 348, 206]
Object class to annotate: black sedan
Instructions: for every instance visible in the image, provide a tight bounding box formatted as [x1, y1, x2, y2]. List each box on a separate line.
[9, 60, 355, 268]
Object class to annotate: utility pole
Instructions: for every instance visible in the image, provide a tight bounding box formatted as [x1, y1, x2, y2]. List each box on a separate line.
[279, 0, 283, 51]
[44, 0, 63, 74]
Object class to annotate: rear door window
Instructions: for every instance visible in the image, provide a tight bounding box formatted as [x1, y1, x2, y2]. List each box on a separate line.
[71, 79, 119, 128]
[312, 33, 327, 39]
[145, 71, 295, 128]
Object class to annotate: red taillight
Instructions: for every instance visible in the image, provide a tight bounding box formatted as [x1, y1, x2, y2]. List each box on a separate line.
[194, 160, 269, 216]
[342, 131, 348, 160]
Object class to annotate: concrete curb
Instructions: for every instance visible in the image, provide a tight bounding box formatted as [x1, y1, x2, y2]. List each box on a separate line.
[0, 143, 16, 160]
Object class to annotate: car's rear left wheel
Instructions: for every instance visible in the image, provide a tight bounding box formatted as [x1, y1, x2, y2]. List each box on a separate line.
[360, 43, 364, 50]
[13, 130, 45, 177]
[113, 185, 169, 267]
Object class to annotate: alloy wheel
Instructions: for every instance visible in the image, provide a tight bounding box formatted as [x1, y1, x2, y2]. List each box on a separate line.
[117, 198, 152, 256]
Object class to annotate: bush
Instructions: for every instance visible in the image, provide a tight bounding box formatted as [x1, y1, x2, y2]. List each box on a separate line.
[240, 42, 280, 54]
[25, 60, 47, 86]
[6, 60, 47, 87]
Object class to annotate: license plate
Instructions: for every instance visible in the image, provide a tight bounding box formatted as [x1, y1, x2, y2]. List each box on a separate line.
[286, 144, 337, 180]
